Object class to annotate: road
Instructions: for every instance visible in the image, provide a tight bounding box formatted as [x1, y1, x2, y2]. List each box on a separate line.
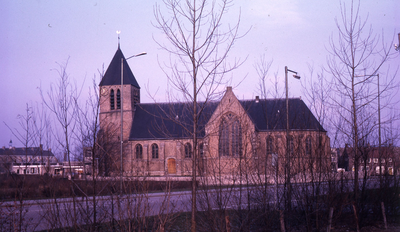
[0, 176, 389, 231]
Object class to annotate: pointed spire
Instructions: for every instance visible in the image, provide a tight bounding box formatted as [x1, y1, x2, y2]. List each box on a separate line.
[99, 48, 140, 88]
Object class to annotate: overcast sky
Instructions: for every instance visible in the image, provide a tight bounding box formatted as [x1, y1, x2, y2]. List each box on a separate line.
[1, 0, 398, 148]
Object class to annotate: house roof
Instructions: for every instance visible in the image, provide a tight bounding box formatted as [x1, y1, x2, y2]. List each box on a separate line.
[99, 48, 140, 88]
[0, 147, 55, 157]
[129, 98, 325, 140]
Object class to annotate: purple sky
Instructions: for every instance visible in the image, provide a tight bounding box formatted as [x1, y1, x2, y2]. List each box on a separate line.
[1, 0, 399, 149]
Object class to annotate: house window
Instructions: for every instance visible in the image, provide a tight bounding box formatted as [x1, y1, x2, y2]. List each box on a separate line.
[376, 166, 385, 174]
[381, 158, 385, 163]
[388, 158, 392, 163]
[266, 136, 274, 155]
[17, 169, 19, 174]
[305, 136, 312, 155]
[110, 89, 115, 110]
[135, 144, 143, 159]
[116, 89, 121, 109]
[151, 143, 159, 159]
[185, 143, 192, 158]
[218, 115, 242, 157]
[368, 158, 371, 163]
[31, 168, 34, 174]
[373, 158, 378, 163]
[199, 143, 204, 157]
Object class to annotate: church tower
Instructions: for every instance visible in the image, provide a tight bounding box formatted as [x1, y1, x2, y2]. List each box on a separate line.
[99, 46, 140, 141]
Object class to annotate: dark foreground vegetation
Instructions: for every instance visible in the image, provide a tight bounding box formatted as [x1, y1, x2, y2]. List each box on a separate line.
[0, 174, 192, 200]
[37, 195, 400, 232]
[1, 173, 399, 231]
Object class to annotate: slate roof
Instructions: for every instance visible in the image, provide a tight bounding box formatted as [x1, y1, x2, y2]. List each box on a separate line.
[99, 48, 140, 88]
[130, 102, 219, 140]
[240, 98, 326, 132]
[129, 98, 325, 140]
[0, 147, 55, 157]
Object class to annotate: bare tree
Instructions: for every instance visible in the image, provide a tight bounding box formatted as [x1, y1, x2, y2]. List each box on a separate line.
[327, 0, 397, 227]
[5, 104, 35, 231]
[40, 59, 82, 230]
[154, 0, 244, 230]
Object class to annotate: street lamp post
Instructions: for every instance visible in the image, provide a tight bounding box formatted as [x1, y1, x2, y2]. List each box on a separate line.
[284, 66, 301, 213]
[394, 33, 400, 51]
[120, 51, 146, 194]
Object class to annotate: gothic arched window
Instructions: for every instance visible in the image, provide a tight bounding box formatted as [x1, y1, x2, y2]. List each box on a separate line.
[219, 118, 229, 156]
[199, 143, 204, 157]
[151, 143, 159, 159]
[305, 136, 312, 156]
[116, 89, 121, 109]
[231, 120, 242, 156]
[135, 144, 143, 159]
[184, 143, 192, 158]
[288, 136, 294, 156]
[218, 114, 242, 157]
[110, 89, 115, 110]
[266, 136, 274, 155]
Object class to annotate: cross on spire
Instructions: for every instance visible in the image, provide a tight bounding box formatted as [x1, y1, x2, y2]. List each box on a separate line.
[116, 30, 121, 49]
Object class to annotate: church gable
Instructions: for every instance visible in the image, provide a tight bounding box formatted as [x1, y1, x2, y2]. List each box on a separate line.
[204, 87, 256, 159]
[206, 87, 256, 137]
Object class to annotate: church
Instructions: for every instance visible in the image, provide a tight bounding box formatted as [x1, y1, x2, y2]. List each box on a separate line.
[98, 47, 332, 181]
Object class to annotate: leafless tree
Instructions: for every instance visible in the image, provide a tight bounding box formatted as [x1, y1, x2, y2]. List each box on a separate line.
[327, 0, 398, 227]
[3, 104, 44, 231]
[40, 59, 82, 230]
[154, 0, 245, 230]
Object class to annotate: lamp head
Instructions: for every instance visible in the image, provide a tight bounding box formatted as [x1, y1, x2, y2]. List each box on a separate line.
[293, 75, 301, 79]
[135, 52, 147, 57]
[395, 33, 400, 51]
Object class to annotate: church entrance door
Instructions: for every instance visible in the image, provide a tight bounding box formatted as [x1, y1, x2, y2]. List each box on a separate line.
[167, 158, 176, 174]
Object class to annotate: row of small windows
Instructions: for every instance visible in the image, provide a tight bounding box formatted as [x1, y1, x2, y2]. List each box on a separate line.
[360, 158, 393, 164]
[16, 167, 39, 174]
[135, 143, 204, 159]
[356, 165, 394, 175]
[135, 136, 318, 159]
[135, 144, 157, 159]
[266, 136, 314, 155]
[110, 89, 121, 110]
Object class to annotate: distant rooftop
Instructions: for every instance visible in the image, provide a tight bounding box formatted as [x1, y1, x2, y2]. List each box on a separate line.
[0, 146, 55, 157]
